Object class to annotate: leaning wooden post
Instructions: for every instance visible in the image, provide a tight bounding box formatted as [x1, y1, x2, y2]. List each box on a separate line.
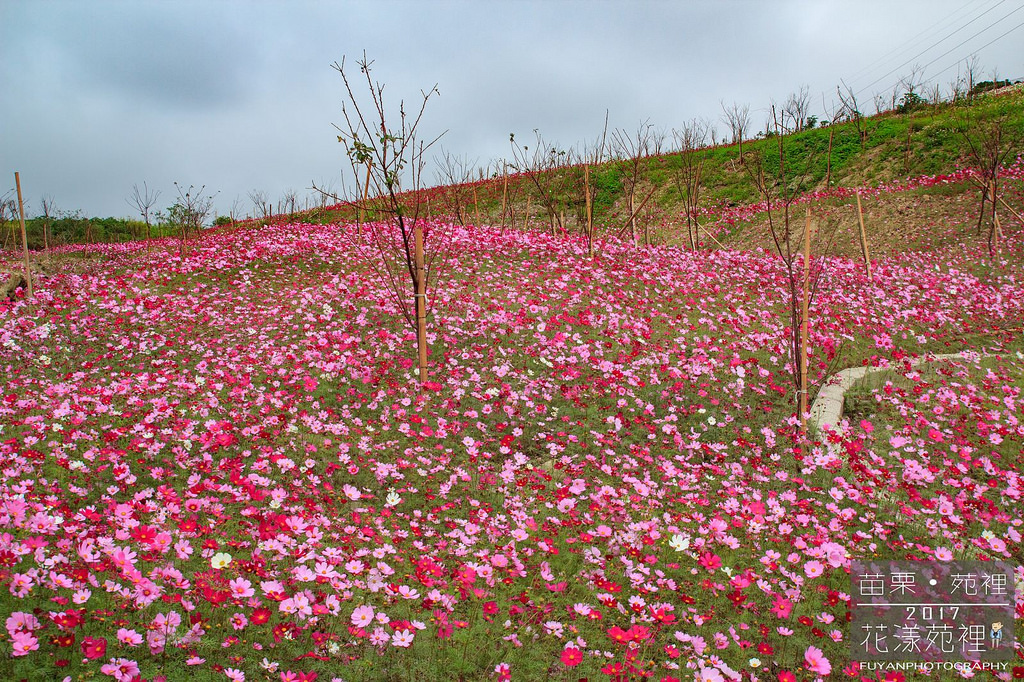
[414, 222, 428, 385]
[584, 164, 594, 258]
[800, 205, 812, 434]
[855, 193, 872, 282]
[14, 173, 33, 300]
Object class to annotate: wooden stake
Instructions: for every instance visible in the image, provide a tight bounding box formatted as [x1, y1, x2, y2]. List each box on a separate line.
[14, 172, 32, 300]
[499, 164, 508, 232]
[473, 188, 481, 227]
[995, 195, 1023, 225]
[584, 164, 593, 258]
[825, 127, 834, 189]
[800, 205, 811, 434]
[855, 193, 872, 282]
[414, 222, 428, 385]
[359, 160, 372, 233]
[991, 181, 1002, 251]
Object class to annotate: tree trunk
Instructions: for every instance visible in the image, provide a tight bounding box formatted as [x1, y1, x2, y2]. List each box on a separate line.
[799, 207, 811, 434]
[628, 191, 637, 247]
[584, 164, 594, 258]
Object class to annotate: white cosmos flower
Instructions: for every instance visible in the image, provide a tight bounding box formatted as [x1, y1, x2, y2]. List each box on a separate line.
[668, 534, 690, 552]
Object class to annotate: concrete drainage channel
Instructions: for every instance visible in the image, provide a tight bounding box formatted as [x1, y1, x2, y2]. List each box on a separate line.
[808, 352, 975, 434]
[807, 352, 985, 557]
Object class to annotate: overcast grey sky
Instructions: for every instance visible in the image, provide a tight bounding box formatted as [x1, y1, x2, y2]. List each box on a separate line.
[3, 0, 1023, 220]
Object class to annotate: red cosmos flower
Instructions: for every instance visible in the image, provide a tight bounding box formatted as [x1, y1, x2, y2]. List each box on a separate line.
[80, 636, 107, 659]
[132, 525, 157, 544]
[778, 672, 796, 682]
[601, 661, 627, 676]
[625, 625, 650, 642]
[51, 609, 83, 630]
[607, 626, 631, 644]
[50, 633, 75, 648]
[650, 607, 676, 624]
[560, 647, 583, 667]
[698, 552, 722, 572]
[251, 608, 271, 625]
[202, 586, 230, 605]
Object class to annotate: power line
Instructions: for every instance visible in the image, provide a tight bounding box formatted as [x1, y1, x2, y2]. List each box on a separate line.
[918, 5, 1024, 74]
[928, 16, 1024, 81]
[855, 0, 1018, 96]
[846, 0, 995, 84]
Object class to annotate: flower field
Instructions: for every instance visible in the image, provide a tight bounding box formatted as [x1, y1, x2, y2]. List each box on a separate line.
[1, 183, 1023, 681]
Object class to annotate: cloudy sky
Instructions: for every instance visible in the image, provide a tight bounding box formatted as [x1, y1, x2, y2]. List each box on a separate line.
[3, 0, 1023, 220]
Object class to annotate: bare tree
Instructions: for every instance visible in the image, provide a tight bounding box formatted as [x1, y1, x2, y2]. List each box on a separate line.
[957, 109, 1020, 255]
[508, 130, 572, 236]
[672, 118, 708, 251]
[169, 183, 215, 257]
[39, 194, 56, 256]
[836, 81, 872, 151]
[783, 85, 812, 133]
[127, 182, 161, 244]
[248, 189, 271, 222]
[280, 189, 298, 218]
[313, 53, 451, 385]
[0, 191, 17, 251]
[963, 54, 981, 103]
[872, 91, 888, 115]
[743, 106, 828, 412]
[897, 64, 926, 108]
[721, 101, 751, 156]
[434, 150, 476, 225]
[611, 121, 654, 246]
[650, 126, 669, 156]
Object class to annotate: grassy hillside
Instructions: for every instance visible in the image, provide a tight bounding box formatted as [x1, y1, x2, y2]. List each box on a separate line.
[307, 85, 1023, 254]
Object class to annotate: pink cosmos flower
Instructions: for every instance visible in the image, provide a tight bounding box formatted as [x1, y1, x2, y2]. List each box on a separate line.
[116, 628, 143, 646]
[391, 630, 414, 647]
[804, 645, 831, 675]
[351, 605, 375, 628]
[100, 658, 141, 682]
[804, 560, 824, 578]
[11, 631, 39, 657]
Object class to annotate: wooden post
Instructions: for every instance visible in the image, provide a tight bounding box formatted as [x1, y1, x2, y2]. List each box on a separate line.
[991, 180, 1001, 251]
[628, 189, 637, 247]
[855, 193, 872, 282]
[414, 222, 428, 385]
[473, 188, 481, 226]
[359, 160, 372, 234]
[584, 164, 593, 258]
[524, 195, 532, 230]
[14, 173, 32, 300]
[825, 127, 834, 189]
[800, 205, 811, 434]
[499, 164, 508, 232]
[997, 194, 1024, 225]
